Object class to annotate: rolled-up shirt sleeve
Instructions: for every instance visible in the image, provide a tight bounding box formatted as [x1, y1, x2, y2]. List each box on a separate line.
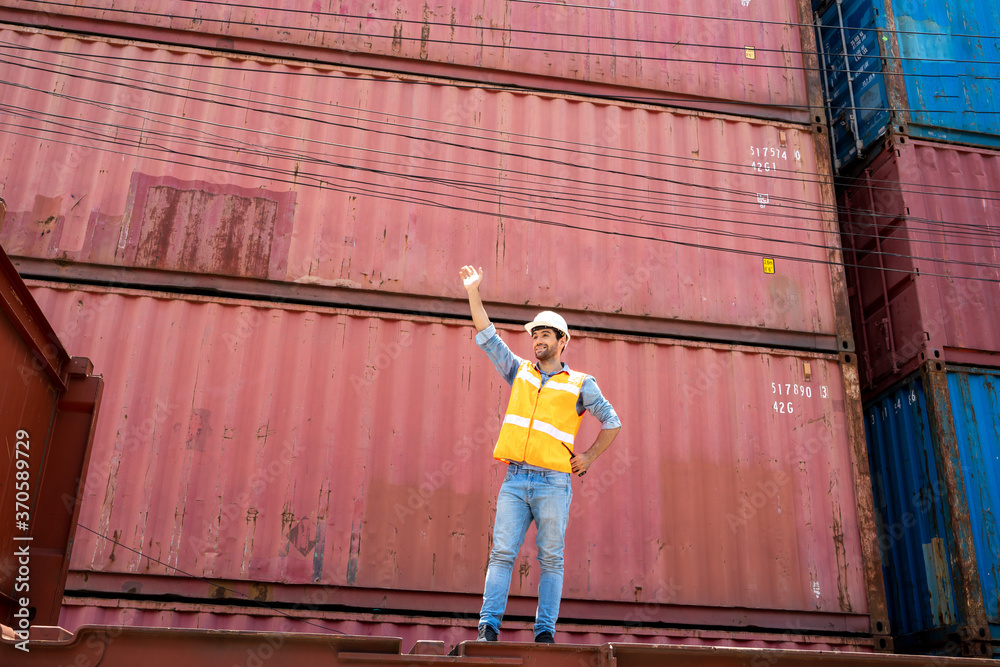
[579, 377, 621, 429]
[475, 324, 524, 386]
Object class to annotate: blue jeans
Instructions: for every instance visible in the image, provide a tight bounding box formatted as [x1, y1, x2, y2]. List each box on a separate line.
[480, 463, 572, 637]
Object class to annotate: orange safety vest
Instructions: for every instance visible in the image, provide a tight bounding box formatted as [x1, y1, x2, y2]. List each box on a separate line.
[493, 360, 587, 473]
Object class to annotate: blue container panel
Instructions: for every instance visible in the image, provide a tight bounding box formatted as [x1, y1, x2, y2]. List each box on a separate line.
[817, 0, 890, 168]
[890, 0, 1000, 144]
[865, 377, 961, 637]
[947, 368, 1000, 625]
[826, 27, 883, 96]
[827, 73, 891, 167]
[819, 0, 1000, 167]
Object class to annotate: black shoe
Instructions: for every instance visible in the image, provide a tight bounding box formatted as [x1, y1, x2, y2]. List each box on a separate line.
[534, 631, 555, 644]
[477, 625, 498, 642]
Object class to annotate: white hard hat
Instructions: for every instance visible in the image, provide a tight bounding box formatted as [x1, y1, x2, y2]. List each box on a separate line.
[525, 311, 570, 341]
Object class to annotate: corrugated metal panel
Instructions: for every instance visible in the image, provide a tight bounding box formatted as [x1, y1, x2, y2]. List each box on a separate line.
[0, 0, 814, 120]
[815, 0, 891, 170]
[863, 364, 1000, 651]
[890, 0, 1000, 146]
[863, 375, 959, 638]
[0, 29, 842, 338]
[948, 368, 1000, 626]
[28, 283, 869, 627]
[56, 598, 877, 651]
[816, 0, 1000, 171]
[840, 139, 1000, 392]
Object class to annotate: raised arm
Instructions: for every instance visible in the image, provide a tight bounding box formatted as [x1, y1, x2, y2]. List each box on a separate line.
[460, 265, 492, 332]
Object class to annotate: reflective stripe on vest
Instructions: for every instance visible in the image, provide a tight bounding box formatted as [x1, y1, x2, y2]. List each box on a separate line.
[493, 360, 587, 473]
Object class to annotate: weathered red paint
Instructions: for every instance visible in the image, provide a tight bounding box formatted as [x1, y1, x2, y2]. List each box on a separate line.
[0, 29, 841, 340]
[56, 599, 878, 653]
[5, 622, 998, 666]
[0, 242, 102, 626]
[29, 283, 872, 633]
[840, 138, 1000, 394]
[0, 0, 815, 122]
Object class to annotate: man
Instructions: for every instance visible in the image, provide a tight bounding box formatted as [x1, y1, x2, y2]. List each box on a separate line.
[459, 265, 622, 644]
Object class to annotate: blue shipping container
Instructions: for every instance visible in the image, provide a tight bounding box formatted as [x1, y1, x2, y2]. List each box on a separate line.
[865, 375, 960, 639]
[864, 365, 1000, 649]
[892, 0, 1000, 145]
[816, 0, 1000, 170]
[948, 368, 1000, 633]
[816, 0, 892, 169]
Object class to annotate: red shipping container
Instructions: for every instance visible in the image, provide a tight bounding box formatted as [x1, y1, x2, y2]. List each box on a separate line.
[839, 137, 1000, 394]
[0, 29, 844, 346]
[0, 0, 819, 123]
[28, 283, 882, 636]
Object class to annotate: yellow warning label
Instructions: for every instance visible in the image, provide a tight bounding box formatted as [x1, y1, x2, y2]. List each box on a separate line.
[763, 258, 775, 274]
[745, 46, 756, 60]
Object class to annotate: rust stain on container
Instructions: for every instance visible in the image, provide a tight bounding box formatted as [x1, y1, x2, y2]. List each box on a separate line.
[841, 139, 1000, 393]
[0, 29, 839, 338]
[0, 0, 812, 120]
[125, 175, 295, 280]
[29, 285, 868, 621]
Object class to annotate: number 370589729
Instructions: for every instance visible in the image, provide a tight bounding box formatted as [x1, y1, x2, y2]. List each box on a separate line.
[14, 429, 30, 525]
[772, 383, 829, 414]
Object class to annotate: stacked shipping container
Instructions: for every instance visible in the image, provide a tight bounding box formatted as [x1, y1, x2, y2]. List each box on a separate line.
[0, 0, 817, 122]
[815, 0, 1000, 656]
[27, 285, 874, 645]
[0, 0, 893, 654]
[815, 0, 1000, 171]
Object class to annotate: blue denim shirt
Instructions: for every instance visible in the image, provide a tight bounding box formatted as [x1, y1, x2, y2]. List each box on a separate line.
[475, 324, 622, 431]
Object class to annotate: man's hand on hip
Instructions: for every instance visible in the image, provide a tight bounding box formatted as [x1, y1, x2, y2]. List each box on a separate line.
[569, 449, 596, 476]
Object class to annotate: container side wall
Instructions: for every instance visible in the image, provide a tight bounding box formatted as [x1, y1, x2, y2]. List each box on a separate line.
[0, 0, 813, 119]
[818, 0, 1000, 171]
[864, 375, 960, 637]
[29, 284, 868, 621]
[890, 0, 1000, 145]
[815, 0, 891, 170]
[843, 139, 1000, 392]
[947, 368, 1000, 626]
[0, 29, 840, 338]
